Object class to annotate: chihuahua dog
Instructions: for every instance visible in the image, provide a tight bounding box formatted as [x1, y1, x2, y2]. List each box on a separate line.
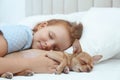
[1, 40, 102, 79]
[46, 39, 102, 74]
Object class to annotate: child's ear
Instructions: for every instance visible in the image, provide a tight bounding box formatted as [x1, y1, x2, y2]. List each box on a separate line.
[73, 39, 82, 54]
[92, 55, 103, 64]
[32, 21, 48, 32]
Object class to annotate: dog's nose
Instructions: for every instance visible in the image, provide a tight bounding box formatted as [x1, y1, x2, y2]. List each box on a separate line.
[78, 69, 81, 72]
[86, 68, 91, 72]
[81, 67, 92, 72]
[86, 66, 93, 72]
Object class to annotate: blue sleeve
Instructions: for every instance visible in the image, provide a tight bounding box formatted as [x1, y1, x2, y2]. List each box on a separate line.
[0, 25, 33, 53]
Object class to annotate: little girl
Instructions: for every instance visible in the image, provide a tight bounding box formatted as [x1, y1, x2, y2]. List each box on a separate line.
[0, 19, 83, 56]
[0, 19, 83, 75]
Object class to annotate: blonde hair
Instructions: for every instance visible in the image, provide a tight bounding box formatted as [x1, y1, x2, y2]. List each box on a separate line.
[45, 19, 83, 47]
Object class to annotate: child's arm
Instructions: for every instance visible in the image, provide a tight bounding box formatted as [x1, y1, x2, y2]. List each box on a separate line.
[0, 51, 58, 74]
[0, 57, 29, 75]
[0, 34, 7, 56]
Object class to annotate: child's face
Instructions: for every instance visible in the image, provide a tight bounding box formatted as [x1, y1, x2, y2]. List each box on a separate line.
[32, 24, 71, 51]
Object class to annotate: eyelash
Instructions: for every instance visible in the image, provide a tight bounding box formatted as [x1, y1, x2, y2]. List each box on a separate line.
[49, 32, 53, 39]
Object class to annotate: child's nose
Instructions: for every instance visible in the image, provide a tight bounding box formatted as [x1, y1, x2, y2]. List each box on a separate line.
[44, 40, 55, 50]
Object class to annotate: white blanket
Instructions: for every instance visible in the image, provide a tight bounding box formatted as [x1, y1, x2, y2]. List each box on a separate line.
[0, 58, 120, 80]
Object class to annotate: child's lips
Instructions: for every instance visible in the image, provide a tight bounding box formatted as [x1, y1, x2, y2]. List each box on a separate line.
[39, 42, 47, 50]
[38, 42, 50, 50]
[39, 42, 43, 49]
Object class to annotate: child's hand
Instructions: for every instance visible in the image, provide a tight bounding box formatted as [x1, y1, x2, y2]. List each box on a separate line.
[39, 55, 58, 73]
[28, 54, 58, 74]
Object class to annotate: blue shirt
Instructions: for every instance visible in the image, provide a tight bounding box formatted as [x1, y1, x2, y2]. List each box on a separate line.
[0, 25, 33, 53]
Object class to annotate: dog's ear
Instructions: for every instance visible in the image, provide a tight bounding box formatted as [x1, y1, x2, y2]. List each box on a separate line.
[92, 55, 103, 64]
[72, 39, 82, 54]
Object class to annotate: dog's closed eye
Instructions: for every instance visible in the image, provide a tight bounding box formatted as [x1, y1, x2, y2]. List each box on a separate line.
[78, 58, 93, 72]
[79, 59, 87, 65]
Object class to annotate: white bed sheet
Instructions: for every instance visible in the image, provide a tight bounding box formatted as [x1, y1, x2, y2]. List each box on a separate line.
[0, 58, 120, 80]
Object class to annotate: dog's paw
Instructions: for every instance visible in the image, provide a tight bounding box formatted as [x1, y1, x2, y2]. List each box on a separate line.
[54, 66, 63, 74]
[24, 70, 34, 76]
[1, 72, 13, 79]
[63, 66, 69, 74]
[54, 70, 61, 74]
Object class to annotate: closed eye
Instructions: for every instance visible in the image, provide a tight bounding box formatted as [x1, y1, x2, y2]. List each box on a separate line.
[79, 59, 87, 65]
[49, 31, 54, 39]
[49, 31, 60, 51]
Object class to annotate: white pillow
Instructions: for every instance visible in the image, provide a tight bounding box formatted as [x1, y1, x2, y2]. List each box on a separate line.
[19, 12, 86, 29]
[80, 8, 120, 62]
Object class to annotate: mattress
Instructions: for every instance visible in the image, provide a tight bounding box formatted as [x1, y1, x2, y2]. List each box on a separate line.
[1, 58, 120, 80]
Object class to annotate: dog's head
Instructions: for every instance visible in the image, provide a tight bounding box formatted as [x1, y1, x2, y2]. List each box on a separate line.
[70, 39, 102, 72]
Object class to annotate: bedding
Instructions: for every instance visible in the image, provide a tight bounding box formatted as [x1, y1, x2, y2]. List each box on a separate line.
[1, 8, 120, 80]
[80, 8, 120, 62]
[0, 58, 120, 80]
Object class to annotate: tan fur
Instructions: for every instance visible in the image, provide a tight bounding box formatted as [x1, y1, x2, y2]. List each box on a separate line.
[47, 50, 102, 74]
